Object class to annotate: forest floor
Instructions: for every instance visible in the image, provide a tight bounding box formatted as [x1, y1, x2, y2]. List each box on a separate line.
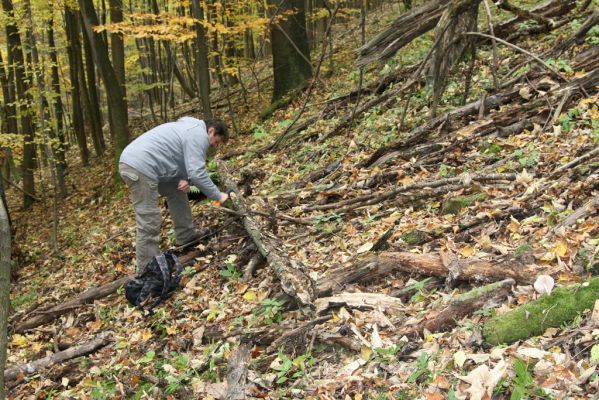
[4, 0, 599, 399]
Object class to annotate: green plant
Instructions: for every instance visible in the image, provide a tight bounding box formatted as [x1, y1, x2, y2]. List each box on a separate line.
[514, 148, 538, 167]
[509, 359, 546, 400]
[313, 212, 343, 225]
[546, 58, 573, 74]
[182, 265, 197, 277]
[407, 352, 431, 384]
[220, 263, 241, 281]
[251, 298, 286, 325]
[558, 108, 580, 133]
[271, 349, 314, 384]
[439, 164, 457, 177]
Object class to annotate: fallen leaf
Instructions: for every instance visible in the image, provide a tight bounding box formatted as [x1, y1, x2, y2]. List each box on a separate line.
[534, 275, 555, 295]
[454, 350, 467, 368]
[356, 242, 374, 254]
[517, 347, 548, 359]
[9, 334, 28, 347]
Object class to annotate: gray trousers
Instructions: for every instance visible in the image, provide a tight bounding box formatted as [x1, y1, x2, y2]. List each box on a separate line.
[119, 163, 196, 273]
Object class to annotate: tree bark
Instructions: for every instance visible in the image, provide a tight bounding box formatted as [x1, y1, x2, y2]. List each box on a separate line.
[191, 0, 212, 118]
[316, 252, 542, 297]
[79, 0, 129, 172]
[4, 331, 113, 382]
[2, 0, 37, 208]
[0, 195, 11, 397]
[65, 7, 90, 166]
[269, 0, 312, 102]
[226, 344, 250, 400]
[217, 161, 316, 305]
[81, 21, 106, 152]
[47, 16, 69, 199]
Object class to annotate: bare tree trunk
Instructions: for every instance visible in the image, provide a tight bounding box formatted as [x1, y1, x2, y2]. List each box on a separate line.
[2, 0, 37, 208]
[47, 16, 69, 199]
[191, 0, 213, 118]
[79, 0, 129, 172]
[81, 24, 106, 148]
[65, 7, 90, 166]
[0, 194, 10, 398]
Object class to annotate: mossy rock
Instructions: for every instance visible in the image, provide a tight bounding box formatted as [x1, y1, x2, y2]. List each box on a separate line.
[400, 229, 430, 245]
[442, 192, 487, 215]
[483, 277, 599, 345]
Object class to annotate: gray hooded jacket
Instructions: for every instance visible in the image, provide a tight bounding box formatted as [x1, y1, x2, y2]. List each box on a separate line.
[119, 117, 221, 200]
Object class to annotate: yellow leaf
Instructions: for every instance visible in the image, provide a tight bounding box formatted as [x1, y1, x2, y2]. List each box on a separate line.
[507, 217, 520, 233]
[360, 345, 372, 361]
[243, 290, 257, 302]
[141, 330, 153, 342]
[166, 326, 178, 335]
[10, 334, 28, 347]
[551, 240, 568, 257]
[459, 245, 475, 257]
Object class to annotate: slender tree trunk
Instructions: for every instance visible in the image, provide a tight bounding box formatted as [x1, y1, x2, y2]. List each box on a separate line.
[191, 0, 213, 118]
[47, 18, 69, 199]
[79, 0, 129, 172]
[269, 0, 312, 102]
[108, 0, 126, 101]
[0, 50, 19, 186]
[0, 193, 11, 399]
[81, 24, 106, 147]
[65, 7, 90, 165]
[2, 0, 37, 208]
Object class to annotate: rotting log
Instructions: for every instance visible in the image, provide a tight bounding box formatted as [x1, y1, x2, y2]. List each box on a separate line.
[4, 331, 113, 381]
[14, 251, 202, 333]
[483, 277, 599, 345]
[217, 160, 316, 306]
[317, 252, 543, 296]
[399, 278, 514, 337]
[226, 343, 250, 400]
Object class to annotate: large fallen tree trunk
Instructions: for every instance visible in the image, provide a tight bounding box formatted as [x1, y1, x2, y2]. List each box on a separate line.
[226, 343, 250, 400]
[399, 278, 514, 337]
[4, 331, 113, 382]
[217, 161, 316, 306]
[14, 251, 202, 333]
[483, 277, 599, 345]
[317, 252, 543, 296]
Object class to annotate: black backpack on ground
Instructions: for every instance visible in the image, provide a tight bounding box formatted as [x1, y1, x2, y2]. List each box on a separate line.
[125, 252, 184, 312]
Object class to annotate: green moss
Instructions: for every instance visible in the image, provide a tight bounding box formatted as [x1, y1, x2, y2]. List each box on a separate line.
[483, 277, 599, 345]
[400, 229, 430, 245]
[442, 192, 487, 215]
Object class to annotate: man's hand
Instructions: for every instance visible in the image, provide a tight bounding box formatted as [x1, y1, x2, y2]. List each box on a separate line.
[218, 192, 229, 204]
[178, 180, 190, 193]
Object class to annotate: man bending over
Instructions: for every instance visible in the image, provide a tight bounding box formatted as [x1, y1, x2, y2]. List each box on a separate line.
[119, 117, 229, 273]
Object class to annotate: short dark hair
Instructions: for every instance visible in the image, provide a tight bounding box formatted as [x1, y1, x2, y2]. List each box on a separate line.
[205, 119, 229, 142]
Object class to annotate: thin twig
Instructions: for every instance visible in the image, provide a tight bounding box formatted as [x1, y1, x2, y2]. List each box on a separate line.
[463, 32, 569, 82]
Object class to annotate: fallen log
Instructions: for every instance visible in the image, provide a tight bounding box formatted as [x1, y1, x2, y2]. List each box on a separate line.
[217, 161, 316, 306]
[399, 278, 514, 337]
[483, 277, 599, 345]
[226, 344, 251, 400]
[14, 251, 202, 333]
[317, 252, 542, 296]
[4, 331, 113, 382]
